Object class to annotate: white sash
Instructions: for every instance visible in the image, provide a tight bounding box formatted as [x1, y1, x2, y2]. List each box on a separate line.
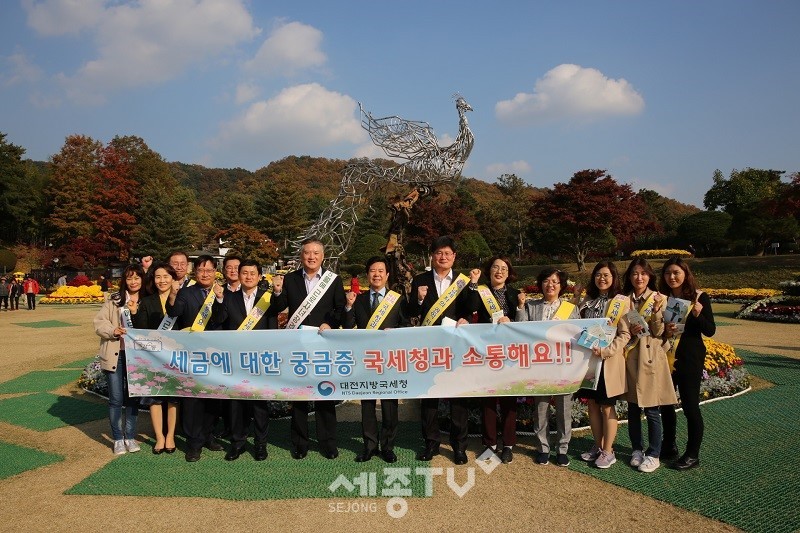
[285, 270, 338, 330]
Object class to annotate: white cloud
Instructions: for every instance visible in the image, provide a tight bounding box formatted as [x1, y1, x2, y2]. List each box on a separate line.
[485, 160, 532, 177]
[212, 83, 365, 162]
[244, 21, 326, 76]
[496, 64, 645, 125]
[23, 0, 105, 36]
[234, 82, 259, 104]
[2, 51, 44, 86]
[38, 0, 259, 104]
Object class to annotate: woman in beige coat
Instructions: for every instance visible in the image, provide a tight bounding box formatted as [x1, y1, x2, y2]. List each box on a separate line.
[94, 264, 145, 455]
[622, 259, 678, 473]
[577, 261, 631, 469]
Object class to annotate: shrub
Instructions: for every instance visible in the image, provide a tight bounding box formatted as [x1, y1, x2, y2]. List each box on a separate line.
[0, 248, 17, 272]
[630, 249, 692, 259]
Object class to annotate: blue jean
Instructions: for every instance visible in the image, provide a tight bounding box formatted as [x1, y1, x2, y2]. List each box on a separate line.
[103, 350, 139, 441]
[628, 403, 662, 457]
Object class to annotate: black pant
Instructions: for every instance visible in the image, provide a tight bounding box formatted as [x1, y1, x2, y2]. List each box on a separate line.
[26, 293, 35, 309]
[661, 368, 704, 458]
[291, 400, 337, 451]
[421, 398, 469, 451]
[229, 399, 270, 448]
[181, 397, 216, 451]
[0, 295, 7, 309]
[11, 296, 20, 310]
[361, 399, 399, 452]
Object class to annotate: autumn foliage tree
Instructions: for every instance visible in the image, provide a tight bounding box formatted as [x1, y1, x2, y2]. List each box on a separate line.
[215, 223, 278, 266]
[92, 144, 139, 262]
[529, 169, 656, 271]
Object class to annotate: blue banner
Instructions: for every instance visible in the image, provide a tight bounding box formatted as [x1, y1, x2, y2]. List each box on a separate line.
[123, 318, 606, 401]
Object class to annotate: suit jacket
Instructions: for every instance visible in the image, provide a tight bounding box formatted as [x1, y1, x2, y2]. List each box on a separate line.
[270, 268, 346, 328]
[210, 288, 276, 331]
[165, 283, 218, 331]
[406, 269, 471, 325]
[344, 290, 408, 330]
[132, 293, 167, 329]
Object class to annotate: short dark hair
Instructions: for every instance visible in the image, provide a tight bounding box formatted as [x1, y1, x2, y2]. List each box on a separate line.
[658, 257, 699, 300]
[167, 250, 188, 263]
[622, 258, 657, 295]
[194, 254, 216, 269]
[482, 256, 518, 283]
[365, 256, 388, 271]
[300, 237, 325, 250]
[144, 262, 177, 295]
[239, 258, 261, 272]
[536, 267, 569, 296]
[587, 261, 621, 299]
[223, 255, 242, 268]
[430, 235, 457, 254]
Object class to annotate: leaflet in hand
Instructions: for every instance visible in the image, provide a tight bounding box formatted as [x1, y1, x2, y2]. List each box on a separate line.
[664, 296, 692, 333]
[626, 309, 650, 338]
[576, 323, 616, 349]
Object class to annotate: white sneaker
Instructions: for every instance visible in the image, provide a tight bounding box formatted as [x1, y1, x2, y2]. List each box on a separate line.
[125, 439, 141, 453]
[630, 449, 644, 468]
[580, 444, 601, 462]
[113, 440, 126, 455]
[638, 456, 660, 473]
[595, 450, 617, 469]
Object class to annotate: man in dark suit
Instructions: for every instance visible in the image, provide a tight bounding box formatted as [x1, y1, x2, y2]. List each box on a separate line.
[210, 258, 275, 461]
[165, 254, 224, 462]
[344, 256, 407, 464]
[270, 238, 346, 460]
[406, 236, 472, 465]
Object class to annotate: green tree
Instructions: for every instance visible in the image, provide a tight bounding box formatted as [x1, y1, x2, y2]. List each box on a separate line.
[677, 211, 732, 256]
[457, 231, 492, 267]
[132, 183, 202, 260]
[704, 168, 797, 255]
[346, 233, 387, 266]
[0, 134, 50, 244]
[252, 174, 310, 252]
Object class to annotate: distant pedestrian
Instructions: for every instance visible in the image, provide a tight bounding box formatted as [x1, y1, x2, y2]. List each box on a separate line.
[9, 279, 21, 310]
[23, 275, 39, 310]
[57, 274, 67, 287]
[0, 277, 9, 311]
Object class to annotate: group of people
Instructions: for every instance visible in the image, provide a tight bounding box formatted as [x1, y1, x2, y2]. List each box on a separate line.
[0, 275, 38, 311]
[94, 237, 714, 473]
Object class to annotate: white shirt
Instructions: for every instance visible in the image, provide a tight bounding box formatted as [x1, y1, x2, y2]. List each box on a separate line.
[242, 289, 257, 315]
[433, 269, 454, 297]
[304, 269, 322, 294]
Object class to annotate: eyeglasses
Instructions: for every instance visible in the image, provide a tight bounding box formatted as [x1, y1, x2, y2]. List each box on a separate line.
[594, 273, 612, 279]
[195, 268, 216, 274]
[542, 280, 561, 285]
[490, 265, 508, 272]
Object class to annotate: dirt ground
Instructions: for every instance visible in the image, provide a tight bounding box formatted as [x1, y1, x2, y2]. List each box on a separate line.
[0, 302, 792, 532]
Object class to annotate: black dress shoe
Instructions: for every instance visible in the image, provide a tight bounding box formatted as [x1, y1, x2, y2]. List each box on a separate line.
[354, 448, 379, 462]
[185, 449, 201, 462]
[164, 447, 176, 454]
[675, 455, 700, 470]
[205, 440, 224, 452]
[322, 447, 339, 460]
[253, 444, 268, 461]
[291, 448, 308, 460]
[417, 441, 440, 461]
[225, 446, 245, 461]
[382, 449, 398, 464]
[453, 449, 468, 465]
[661, 442, 679, 460]
[152, 446, 164, 455]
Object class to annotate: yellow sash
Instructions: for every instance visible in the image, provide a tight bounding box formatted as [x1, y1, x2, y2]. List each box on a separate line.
[553, 300, 576, 320]
[624, 292, 657, 357]
[421, 273, 470, 326]
[189, 288, 216, 332]
[605, 294, 629, 326]
[477, 286, 505, 323]
[366, 290, 401, 330]
[237, 291, 272, 331]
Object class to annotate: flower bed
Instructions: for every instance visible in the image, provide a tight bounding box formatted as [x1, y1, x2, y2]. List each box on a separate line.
[704, 287, 781, 303]
[40, 284, 105, 304]
[440, 338, 749, 434]
[630, 249, 692, 259]
[736, 295, 800, 324]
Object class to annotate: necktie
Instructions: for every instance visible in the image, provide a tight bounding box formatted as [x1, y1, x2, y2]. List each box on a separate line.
[371, 292, 380, 311]
[201, 288, 209, 299]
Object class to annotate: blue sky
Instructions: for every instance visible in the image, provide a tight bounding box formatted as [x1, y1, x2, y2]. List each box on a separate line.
[1, 0, 798, 207]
